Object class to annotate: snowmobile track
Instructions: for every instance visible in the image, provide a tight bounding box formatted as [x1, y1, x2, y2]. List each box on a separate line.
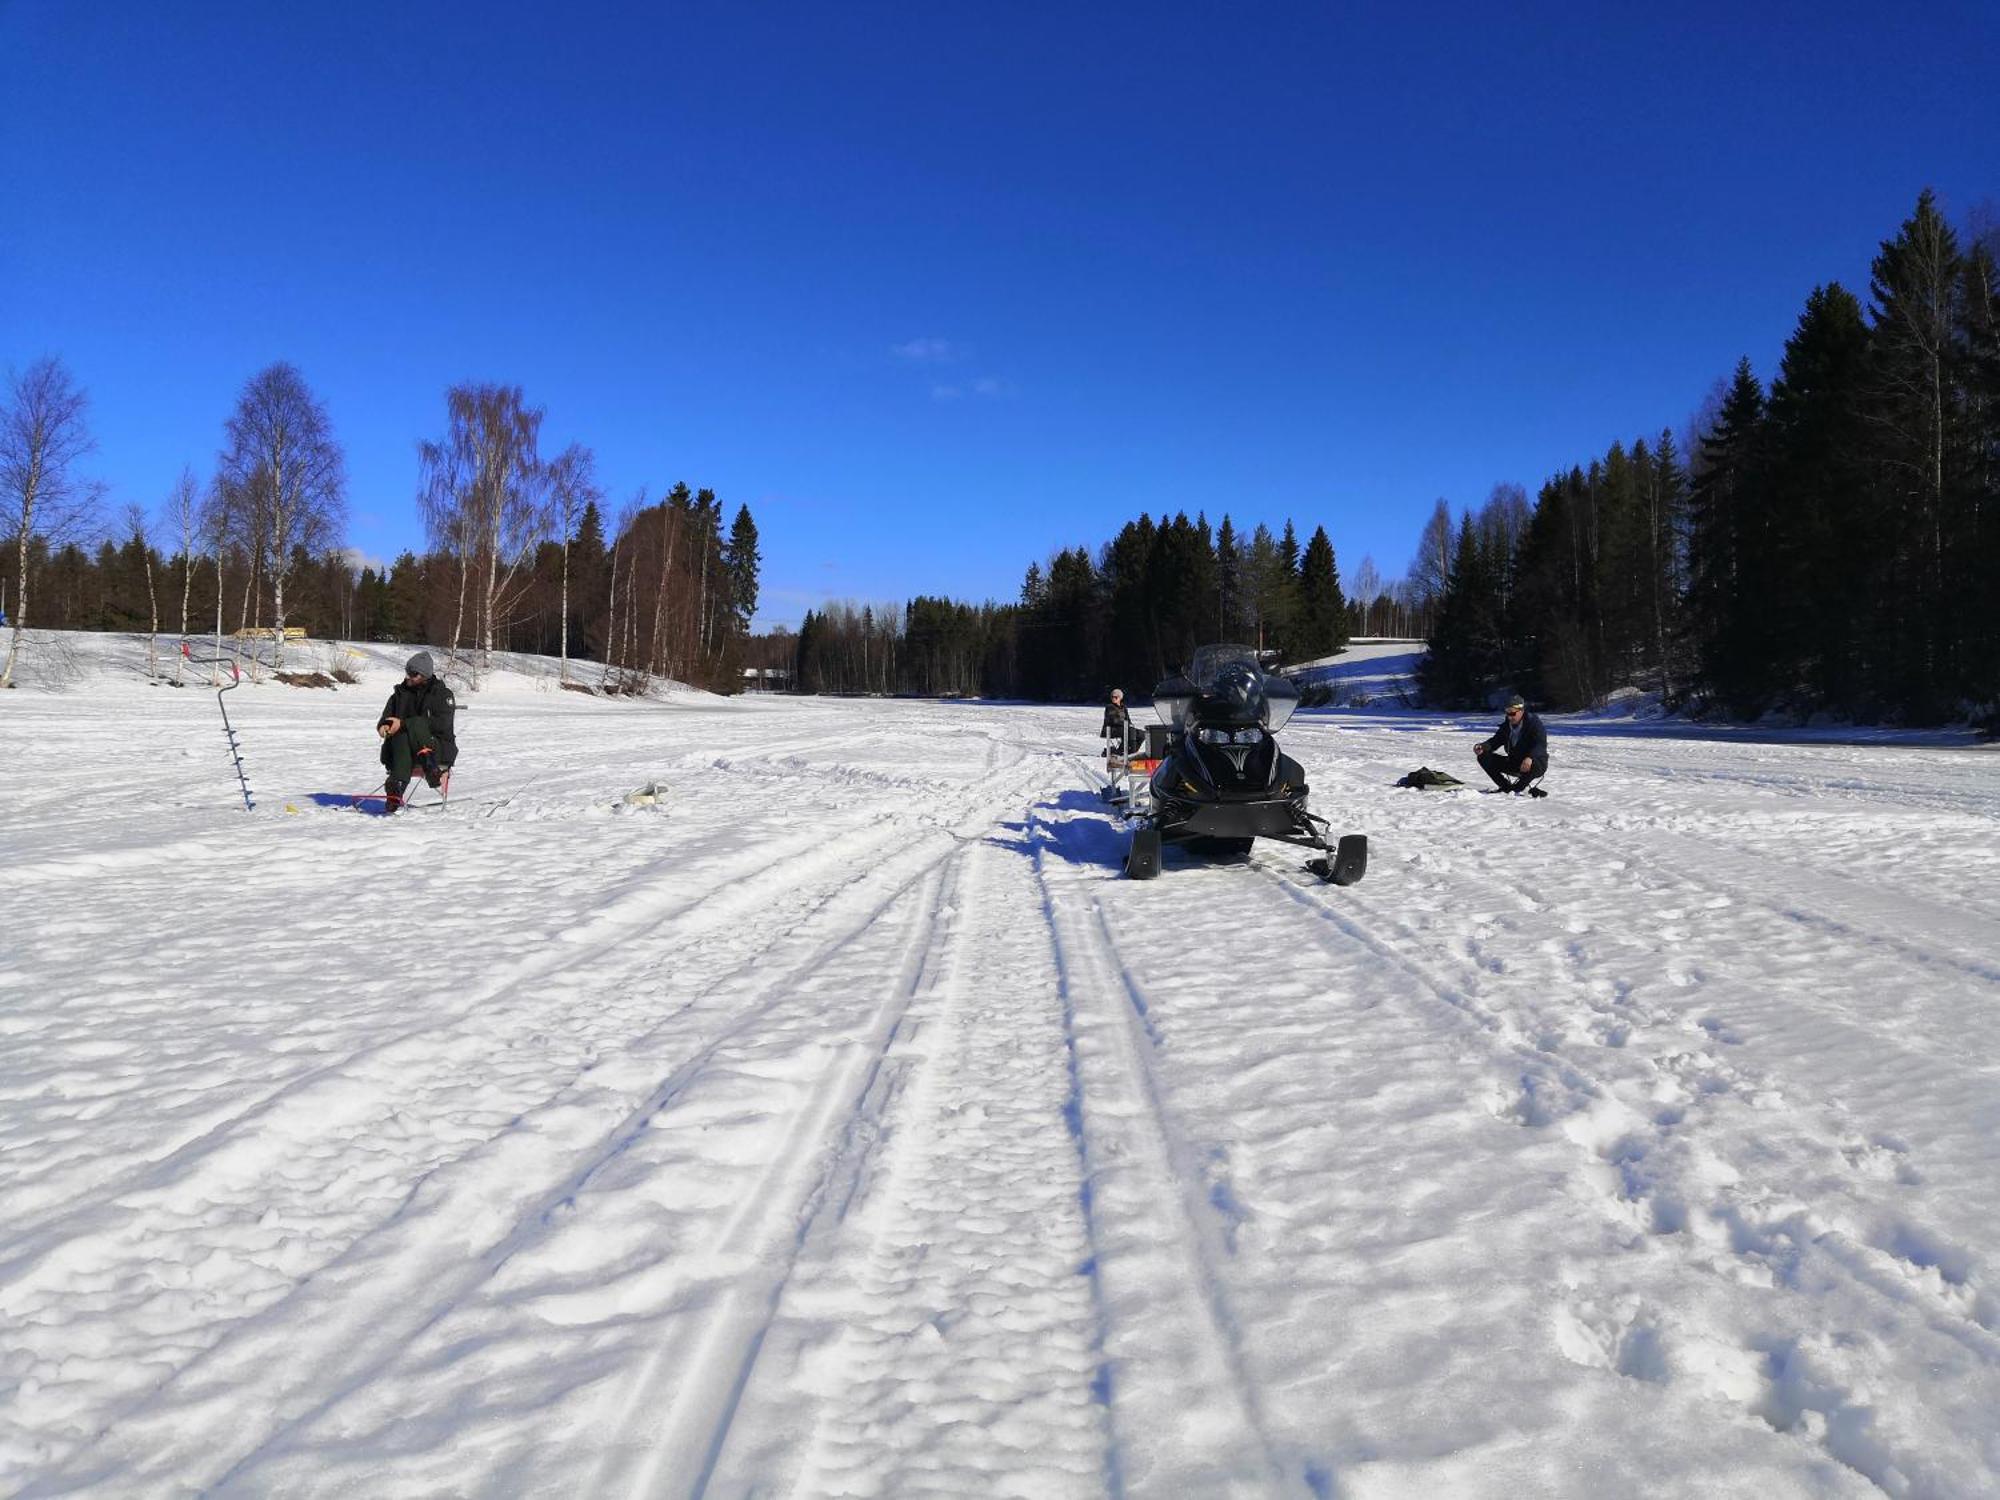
[0, 805, 914, 1265]
[1031, 806, 1294, 1498]
[584, 842, 977, 1499]
[15, 759, 1053, 1494]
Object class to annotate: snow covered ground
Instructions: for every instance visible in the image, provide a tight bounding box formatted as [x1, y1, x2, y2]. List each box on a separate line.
[3, 635, 1999, 1498]
[1286, 639, 1422, 707]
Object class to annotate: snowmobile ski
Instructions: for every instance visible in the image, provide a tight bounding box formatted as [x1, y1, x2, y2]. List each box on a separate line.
[1306, 833, 1369, 886]
[1125, 825, 1162, 880]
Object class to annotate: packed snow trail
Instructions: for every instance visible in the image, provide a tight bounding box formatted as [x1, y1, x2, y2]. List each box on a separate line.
[3, 641, 1998, 1497]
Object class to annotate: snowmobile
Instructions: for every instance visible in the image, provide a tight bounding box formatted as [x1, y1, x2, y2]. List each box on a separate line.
[1121, 645, 1367, 885]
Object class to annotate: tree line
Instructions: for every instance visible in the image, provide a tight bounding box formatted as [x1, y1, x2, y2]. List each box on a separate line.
[787, 512, 1358, 699]
[0, 364, 760, 691]
[1419, 190, 2000, 725]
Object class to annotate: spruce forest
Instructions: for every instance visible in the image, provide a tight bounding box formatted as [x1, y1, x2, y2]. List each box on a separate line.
[1421, 191, 1999, 724]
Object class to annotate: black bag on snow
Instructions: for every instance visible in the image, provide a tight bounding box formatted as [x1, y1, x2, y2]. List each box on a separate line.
[1395, 766, 1465, 789]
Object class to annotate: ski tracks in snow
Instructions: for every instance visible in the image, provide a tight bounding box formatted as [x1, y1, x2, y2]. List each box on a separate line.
[9, 737, 1054, 1495]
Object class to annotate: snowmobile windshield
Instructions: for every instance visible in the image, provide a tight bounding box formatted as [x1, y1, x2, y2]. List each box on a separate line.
[1151, 675, 1196, 728]
[1188, 645, 1263, 688]
[1181, 645, 1300, 731]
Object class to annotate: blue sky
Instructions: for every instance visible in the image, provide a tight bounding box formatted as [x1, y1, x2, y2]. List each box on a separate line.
[3, 3, 1995, 629]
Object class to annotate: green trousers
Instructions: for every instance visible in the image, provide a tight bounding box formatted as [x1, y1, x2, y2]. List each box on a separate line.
[380, 713, 437, 787]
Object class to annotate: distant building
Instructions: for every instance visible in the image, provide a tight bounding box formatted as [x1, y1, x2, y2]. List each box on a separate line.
[741, 666, 793, 692]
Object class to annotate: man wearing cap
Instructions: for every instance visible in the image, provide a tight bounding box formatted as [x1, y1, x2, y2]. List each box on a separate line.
[376, 651, 457, 811]
[1474, 693, 1549, 795]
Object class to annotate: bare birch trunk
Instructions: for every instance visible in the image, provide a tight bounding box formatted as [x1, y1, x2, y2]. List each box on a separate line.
[1, 527, 26, 688]
[175, 551, 192, 686]
[212, 550, 225, 686]
[450, 553, 468, 665]
[144, 545, 160, 679]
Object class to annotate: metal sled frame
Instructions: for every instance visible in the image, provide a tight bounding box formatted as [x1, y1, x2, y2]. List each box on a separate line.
[1101, 737, 1162, 813]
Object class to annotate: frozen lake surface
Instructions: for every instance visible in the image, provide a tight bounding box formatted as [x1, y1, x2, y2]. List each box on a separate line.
[3, 636, 1998, 1497]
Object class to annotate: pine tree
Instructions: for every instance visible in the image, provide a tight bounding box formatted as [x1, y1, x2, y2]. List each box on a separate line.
[1101, 517, 1155, 693]
[1764, 283, 1873, 711]
[572, 499, 608, 660]
[1511, 469, 1592, 707]
[724, 504, 761, 633]
[1958, 240, 2000, 711]
[1215, 515, 1243, 639]
[1419, 514, 1505, 705]
[1687, 359, 1767, 712]
[1297, 525, 1348, 658]
[1867, 190, 1964, 718]
[1643, 429, 1690, 701]
[1021, 560, 1046, 608]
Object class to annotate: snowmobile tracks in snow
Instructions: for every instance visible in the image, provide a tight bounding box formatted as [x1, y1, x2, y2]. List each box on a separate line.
[699, 835, 1107, 1497]
[1029, 808, 1300, 1498]
[576, 850, 975, 1499]
[12, 756, 1056, 1496]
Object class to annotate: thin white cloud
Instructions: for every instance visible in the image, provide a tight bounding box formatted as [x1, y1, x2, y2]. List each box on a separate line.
[971, 376, 1015, 398]
[893, 337, 957, 362]
[931, 384, 963, 401]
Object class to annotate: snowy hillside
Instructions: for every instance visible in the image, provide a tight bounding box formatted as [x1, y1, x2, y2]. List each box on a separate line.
[1286, 638, 1423, 706]
[3, 633, 1998, 1498]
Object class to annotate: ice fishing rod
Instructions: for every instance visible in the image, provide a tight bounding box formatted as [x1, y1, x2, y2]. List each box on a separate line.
[180, 640, 255, 812]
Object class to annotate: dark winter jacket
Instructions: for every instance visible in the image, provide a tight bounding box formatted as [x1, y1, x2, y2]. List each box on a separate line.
[379, 674, 458, 765]
[1477, 709, 1549, 769]
[1101, 700, 1143, 752]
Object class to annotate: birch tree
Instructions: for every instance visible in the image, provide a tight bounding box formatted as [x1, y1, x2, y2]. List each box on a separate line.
[218, 363, 345, 671]
[165, 467, 202, 684]
[122, 504, 162, 679]
[418, 384, 550, 662]
[1, 358, 101, 688]
[544, 443, 599, 683]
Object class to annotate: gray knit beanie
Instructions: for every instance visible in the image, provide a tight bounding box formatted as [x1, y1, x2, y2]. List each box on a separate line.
[406, 651, 434, 677]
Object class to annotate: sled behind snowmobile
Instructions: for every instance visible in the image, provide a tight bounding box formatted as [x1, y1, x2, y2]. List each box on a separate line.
[1121, 645, 1366, 885]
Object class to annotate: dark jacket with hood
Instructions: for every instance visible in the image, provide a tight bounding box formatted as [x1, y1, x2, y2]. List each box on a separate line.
[379, 674, 458, 765]
[1477, 709, 1548, 769]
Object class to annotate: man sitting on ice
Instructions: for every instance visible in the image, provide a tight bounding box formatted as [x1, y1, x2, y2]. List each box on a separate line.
[376, 651, 457, 811]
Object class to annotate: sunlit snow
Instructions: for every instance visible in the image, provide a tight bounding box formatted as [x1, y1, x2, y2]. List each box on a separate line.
[3, 633, 1997, 1498]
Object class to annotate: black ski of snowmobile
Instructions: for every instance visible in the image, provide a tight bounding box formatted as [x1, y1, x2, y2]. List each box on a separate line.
[1121, 644, 1367, 885]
